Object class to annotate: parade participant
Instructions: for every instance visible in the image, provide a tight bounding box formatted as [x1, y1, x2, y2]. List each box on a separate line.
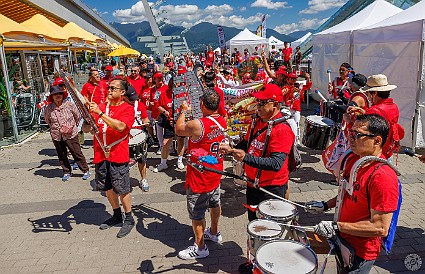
[175, 89, 225, 260]
[219, 84, 295, 273]
[254, 62, 267, 82]
[329, 63, 353, 100]
[282, 42, 293, 71]
[203, 71, 227, 119]
[215, 67, 237, 88]
[89, 79, 135, 238]
[102, 66, 114, 83]
[348, 74, 403, 159]
[294, 46, 302, 71]
[150, 72, 168, 155]
[283, 72, 301, 144]
[306, 114, 399, 274]
[261, 51, 287, 88]
[153, 78, 175, 173]
[206, 46, 215, 67]
[81, 69, 108, 105]
[123, 86, 150, 191]
[127, 65, 145, 96]
[44, 85, 90, 182]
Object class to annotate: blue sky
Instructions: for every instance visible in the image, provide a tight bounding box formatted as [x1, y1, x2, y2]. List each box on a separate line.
[86, 0, 349, 34]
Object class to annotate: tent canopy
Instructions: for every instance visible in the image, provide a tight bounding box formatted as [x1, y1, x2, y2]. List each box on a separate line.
[21, 14, 70, 41]
[314, 0, 402, 44]
[291, 32, 312, 48]
[108, 46, 140, 56]
[63, 22, 100, 43]
[268, 36, 285, 47]
[226, 28, 268, 53]
[0, 13, 40, 38]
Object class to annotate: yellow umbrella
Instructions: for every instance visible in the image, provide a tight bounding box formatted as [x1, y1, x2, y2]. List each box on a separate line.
[21, 14, 70, 41]
[108, 46, 140, 56]
[63, 22, 100, 43]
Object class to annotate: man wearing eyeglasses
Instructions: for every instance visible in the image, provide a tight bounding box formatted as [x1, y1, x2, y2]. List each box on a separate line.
[81, 69, 108, 105]
[89, 79, 136, 238]
[306, 114, 399, 274]
[219, 84, 295, 273]
[127, 65, 146, 97]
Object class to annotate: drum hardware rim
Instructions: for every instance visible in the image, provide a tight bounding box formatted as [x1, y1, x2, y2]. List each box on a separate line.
[254, 239, 319, 274]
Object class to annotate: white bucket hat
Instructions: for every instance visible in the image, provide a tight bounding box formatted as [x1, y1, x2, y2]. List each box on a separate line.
[360, 74, 397, 92]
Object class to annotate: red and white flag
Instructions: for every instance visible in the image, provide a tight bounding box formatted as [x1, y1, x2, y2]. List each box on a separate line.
[37, 100, 48, 109]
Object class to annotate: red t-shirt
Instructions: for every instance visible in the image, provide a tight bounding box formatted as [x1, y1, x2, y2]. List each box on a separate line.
[207, 51, 215, 63]
[214, 87, 227, 117]
[140, 86, 151, 110]
[244, 113, 295, 187]
[81, 81, 108, 105]
[339, 153, 399, 260]
[282, 47, 292, 61]
[331, 77, 350, 99]
[136, 100, 148, 120]
[127, 75, 146, 96]
[283, 86, 301, 112]
[366, 98, 400, 158]
[150, 84, 168, 119]
[186, 115, 226, 193]
[93, 102, 135, 164]
[158, 89, 173, 121]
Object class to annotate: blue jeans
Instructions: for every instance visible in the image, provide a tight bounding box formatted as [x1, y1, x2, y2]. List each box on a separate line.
[337, 255, 375, 274]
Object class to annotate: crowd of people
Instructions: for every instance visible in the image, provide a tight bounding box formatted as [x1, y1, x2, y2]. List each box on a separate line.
[41, 45, 425, 274]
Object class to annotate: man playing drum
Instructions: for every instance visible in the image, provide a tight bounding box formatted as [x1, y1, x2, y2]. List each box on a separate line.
[306, 114, 400, 273]
[219, 84, 295, 273]
[123, 86, 150, 192]
[89, 79, 136, 238]
[175, 89, 226, 260]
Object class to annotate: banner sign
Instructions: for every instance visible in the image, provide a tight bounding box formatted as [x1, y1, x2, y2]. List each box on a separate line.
[262, 15, 267, 38]
[217, 26, 226, 50]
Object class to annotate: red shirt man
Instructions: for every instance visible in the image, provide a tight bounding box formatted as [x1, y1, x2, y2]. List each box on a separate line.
[81, 70, 108, 105]
[127, 66, 146, 96]
[282, 44, 292, 62]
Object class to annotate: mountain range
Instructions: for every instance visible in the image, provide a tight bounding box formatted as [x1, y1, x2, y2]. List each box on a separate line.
[111, 21, 312, 54]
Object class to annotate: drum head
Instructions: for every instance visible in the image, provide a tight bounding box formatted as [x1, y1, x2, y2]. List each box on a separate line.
[247, 219, 282, 238]
[306, 115, 334, 127]
[258, 199, 297, 219]
[256, 240, 318, 274]
[129, 129, 147, 145]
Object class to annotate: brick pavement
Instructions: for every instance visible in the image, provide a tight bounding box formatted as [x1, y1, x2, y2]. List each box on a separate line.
[0, 110, 425, 273]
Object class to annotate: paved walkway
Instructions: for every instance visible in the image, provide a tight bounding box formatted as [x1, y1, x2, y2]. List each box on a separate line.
[0, 109, 424, 273]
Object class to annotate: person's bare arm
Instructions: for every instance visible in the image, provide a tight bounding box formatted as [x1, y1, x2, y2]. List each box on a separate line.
[89, 102, 127, 132]
[338, 209, 393, 237]
[261, 51, 275, 78]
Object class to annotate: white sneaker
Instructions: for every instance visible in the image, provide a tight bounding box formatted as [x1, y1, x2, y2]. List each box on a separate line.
[177, 160, 185, 170]
[156, 148, 162, 155]
[203, 227, 223, 243]
[153, 163, 168, 173]
[178, 243, 209, 260]
[140, 179, 150, 192]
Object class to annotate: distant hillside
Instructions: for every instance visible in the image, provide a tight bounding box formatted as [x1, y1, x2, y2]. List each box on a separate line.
[112, 21, 297, 54]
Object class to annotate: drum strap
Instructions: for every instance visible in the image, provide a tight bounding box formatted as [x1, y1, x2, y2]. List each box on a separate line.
[102, 103, 128, 157]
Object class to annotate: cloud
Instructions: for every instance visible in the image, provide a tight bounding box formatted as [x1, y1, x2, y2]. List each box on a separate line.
[300, 0, 348, 14]
[251, 0, 291, 10]
[240, 7, 247, 12]
[113, 2, 261, 28]
[92, 8, 108, 16]
[274, 17, 328, 34]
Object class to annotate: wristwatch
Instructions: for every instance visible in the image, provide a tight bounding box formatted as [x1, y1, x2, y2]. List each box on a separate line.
[99, 112, 104, 118]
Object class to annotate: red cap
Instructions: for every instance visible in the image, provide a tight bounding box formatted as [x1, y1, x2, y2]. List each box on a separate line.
[287, 72, 298, 79]
[105, 65, 113, 71]
[177, 66, 187, 75]
[252, 84, 283, 102]
[275, 66, 287, 76]
[52, 77, 64, 86]
[153, 72, 163, 79]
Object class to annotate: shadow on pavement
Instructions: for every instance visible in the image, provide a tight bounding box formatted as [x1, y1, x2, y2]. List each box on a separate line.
[34, 166, 62, 178]
[290, 167, 336, 184]
[38, 148, 57, 157]
[220, 178, 246, 218]
[28, 200, 109, 233]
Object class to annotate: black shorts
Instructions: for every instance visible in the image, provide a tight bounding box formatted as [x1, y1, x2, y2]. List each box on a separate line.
[95, 161, 130, 195]
[162, 120, 175, 139]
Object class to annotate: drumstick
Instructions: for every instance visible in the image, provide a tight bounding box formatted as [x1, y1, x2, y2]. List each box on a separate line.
[259, 187, 307, 209]
[279, 223, 316, 232]
[327, 69, 332, 84]
[315, 89, 328, 103]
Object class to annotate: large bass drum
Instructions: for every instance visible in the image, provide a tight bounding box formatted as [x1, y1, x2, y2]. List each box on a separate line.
[302, 115, 334, 150]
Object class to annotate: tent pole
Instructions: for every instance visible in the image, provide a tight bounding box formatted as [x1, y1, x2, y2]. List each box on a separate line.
[0, 42, 19, 142]
[412, 40, 425, 151]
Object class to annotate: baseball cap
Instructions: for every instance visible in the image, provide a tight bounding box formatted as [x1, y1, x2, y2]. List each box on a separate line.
[275, 66, 287, 76]
[52, 77, 64, 86]
[286, 72, 298, 79]
[348, 74, 367, 91]
[124, 86, 138, 101]
[153, 72, 163, 79]
[105, 65, 113, 71]
[252, 84, 283, 102]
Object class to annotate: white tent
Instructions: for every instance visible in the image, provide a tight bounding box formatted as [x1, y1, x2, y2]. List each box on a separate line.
[268, 36, 285, 48]
[312, 0, 402, 99]
[291, 32, 312, 49]
[352, 0, 425, 148]
[226, 28, 268, 54]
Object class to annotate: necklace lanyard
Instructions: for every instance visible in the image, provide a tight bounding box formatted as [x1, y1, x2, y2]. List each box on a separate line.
[102, 102, 110, 149]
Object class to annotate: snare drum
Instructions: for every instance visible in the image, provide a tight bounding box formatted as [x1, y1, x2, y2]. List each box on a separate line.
[256, 199, 298, 238]
[254, 240, 318, 274]
[129, 129, 147, 160]
[302, 115, 334, 150]
[247, 219, 283, 257]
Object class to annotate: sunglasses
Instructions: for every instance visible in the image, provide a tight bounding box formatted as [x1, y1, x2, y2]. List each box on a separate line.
[52, 92, 63, 96]
[339, 69, 348, 72]
[131, 70, 138, 72]
[108, 86, 122, 91]
[348, 130, 376, 140]
[256, 99, 274, 107]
